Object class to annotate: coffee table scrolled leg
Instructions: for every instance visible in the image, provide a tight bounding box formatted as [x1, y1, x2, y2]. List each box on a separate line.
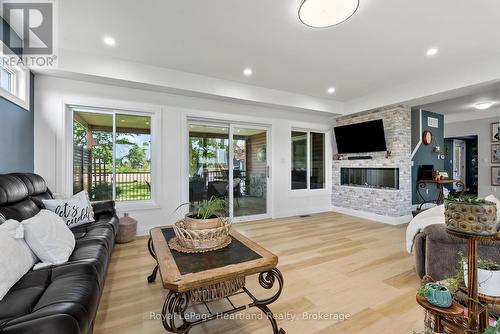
[245, 268, 285, 333]
[147, 237, 159, 283]
[256, 268, 284, 305]
[161, 291, 191, 334]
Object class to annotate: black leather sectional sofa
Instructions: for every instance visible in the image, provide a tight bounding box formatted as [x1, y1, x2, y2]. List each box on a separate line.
[0, 173, 118, 334]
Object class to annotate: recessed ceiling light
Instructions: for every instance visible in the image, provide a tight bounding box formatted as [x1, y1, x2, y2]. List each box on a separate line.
[474, 102, 494, 110]
[298, 0, 359, 28]
[103, 36, 116, 46]
[243, 68, 253, 76]
[327, 87, 336, 94]
[426, 48, 438, 56]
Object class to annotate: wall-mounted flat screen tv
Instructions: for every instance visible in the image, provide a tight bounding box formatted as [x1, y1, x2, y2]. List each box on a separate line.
[334, 119, 387, 154]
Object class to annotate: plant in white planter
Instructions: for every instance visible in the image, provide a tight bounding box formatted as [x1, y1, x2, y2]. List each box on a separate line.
[463, 257, 500, 297]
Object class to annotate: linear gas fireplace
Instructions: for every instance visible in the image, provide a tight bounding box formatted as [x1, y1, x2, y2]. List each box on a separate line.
[340, 167, 399, 190]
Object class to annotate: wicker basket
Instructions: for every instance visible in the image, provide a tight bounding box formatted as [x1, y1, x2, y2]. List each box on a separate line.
[173, 217, 232, 250]
[189, 277, 245, 303]
[183, 215, 223, 230]
[444, 201, 497, 236]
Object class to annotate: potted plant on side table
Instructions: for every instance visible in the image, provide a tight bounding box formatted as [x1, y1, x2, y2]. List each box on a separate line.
[444, 196, 498, 236]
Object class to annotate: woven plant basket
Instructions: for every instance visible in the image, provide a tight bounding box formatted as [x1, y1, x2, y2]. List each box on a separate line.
[184, 215, 222, 230]
[444, 201, 497, 236]
[173, 217, 232, 250]
[189, 277, 245, 303]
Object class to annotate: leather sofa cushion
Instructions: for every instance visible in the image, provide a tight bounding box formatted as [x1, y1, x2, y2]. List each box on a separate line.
[9, 174, 50, 198]
[0, 262, 102, 333]
[2, 270, 100, 334]
[0, 198, 40, 223]
[0, 286, 46, 321]
[75, 226, 115, 251]
[0, 176, 28, 205]
[70, 239, 110, 286]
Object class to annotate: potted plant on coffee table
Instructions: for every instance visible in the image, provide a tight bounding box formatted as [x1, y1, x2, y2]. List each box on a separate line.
[182, 196, 228, 230]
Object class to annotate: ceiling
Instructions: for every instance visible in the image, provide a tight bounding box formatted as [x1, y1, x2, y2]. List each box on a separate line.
[75, 111, 151, 130]
[189, 124, 264, 137]
[417, 82, 500, 115]
[58, 0, 500, 103]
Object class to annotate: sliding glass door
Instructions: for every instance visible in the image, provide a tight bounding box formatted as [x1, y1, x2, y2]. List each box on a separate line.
[188, 123, 230, 212]
[232, 126, 268, 217]
[188, 121, 270, 220]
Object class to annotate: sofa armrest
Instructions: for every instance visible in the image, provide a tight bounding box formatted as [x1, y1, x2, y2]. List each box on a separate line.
[91, 200, 116, 217]
[423, 224, 466, 244]
[1, 314, 81, 334]
[414, 232, 426, 279]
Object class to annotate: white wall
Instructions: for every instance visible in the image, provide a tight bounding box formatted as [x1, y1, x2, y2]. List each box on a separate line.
[34, 75, 334, 235]
[445, 114, 500, 198]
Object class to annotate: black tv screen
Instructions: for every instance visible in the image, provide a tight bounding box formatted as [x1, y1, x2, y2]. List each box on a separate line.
[334, 119, 387, 154]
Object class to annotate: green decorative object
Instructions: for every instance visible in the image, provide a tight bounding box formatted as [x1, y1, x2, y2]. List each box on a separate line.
[419, 283, 452, 308]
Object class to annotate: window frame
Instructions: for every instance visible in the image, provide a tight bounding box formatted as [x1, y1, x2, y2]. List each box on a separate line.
[290, 129, 327, 191]
[0, 65, 15, 94]
[0, 42, 30, 110]
[0, 61, 30, 110]
[67, 104, 160, 211]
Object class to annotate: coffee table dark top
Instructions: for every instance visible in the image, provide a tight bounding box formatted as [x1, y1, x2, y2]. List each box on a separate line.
[161, 228, 262, 275]
[150, 226, 278, 292]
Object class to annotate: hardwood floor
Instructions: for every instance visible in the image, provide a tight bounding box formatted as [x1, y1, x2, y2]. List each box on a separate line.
[94, 212, 425, 334]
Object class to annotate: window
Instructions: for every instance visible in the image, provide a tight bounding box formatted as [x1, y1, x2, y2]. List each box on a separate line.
[291, 131, 325, 190]
[0, 66, 14, 93]
[73, 110, 152, 202]
[0, 59, 29, 110]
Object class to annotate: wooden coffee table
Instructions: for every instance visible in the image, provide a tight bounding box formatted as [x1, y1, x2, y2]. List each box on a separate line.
[147, 226, 285, 334]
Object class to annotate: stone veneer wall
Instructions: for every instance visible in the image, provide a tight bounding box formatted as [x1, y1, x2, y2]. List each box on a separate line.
[332, 105, 412, 218]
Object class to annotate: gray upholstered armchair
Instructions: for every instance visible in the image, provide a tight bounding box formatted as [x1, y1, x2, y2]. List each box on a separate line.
[414, 224, 500, 281]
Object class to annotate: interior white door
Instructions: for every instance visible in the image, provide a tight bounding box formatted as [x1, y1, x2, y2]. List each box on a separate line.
[453, 139, 466, 189]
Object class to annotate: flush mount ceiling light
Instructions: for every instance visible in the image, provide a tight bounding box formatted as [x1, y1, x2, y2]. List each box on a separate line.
[474, 102, 494, 110]
[426, 47, 439, 57]
[243, 68, 253, 76]
[103, 36, 116, 46]
[327, 87, 336, 94]
[298, 0, 359, 28]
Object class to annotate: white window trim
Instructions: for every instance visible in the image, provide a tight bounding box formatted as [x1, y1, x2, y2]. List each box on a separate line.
[63, 100, 162, 211]
[0, 42, 31, 110]
[290, 128, 328, 192]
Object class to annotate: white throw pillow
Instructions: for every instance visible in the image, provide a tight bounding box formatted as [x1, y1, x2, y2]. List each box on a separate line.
[21, 210, 75, 265]
[0, 220, 38, 300]
[42, 191, 94, 228]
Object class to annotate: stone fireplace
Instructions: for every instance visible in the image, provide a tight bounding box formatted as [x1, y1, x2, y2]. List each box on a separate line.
[332, 105, 412, 222]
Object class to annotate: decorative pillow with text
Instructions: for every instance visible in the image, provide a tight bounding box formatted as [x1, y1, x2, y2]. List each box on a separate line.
[42, 191, 95, 228]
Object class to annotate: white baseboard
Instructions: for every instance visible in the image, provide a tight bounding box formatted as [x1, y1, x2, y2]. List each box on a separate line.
[331, 206, 412, 225]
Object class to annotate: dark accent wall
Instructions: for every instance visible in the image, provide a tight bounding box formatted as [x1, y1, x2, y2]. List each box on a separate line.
[411, 109, 444, 204]
[0, 73, 34, 173]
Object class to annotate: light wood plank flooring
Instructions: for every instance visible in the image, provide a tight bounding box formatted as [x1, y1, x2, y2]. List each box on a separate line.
[94, 212, 425, 333]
